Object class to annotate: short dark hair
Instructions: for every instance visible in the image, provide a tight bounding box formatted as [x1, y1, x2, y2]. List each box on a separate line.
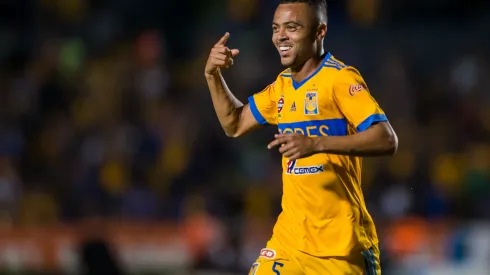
[279, 0, 327, 23]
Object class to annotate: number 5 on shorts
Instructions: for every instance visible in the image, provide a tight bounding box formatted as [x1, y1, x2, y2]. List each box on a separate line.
[272, 262, 284, 275]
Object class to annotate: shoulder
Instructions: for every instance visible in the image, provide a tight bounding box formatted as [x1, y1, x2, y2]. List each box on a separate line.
[277, 68, 292, 80]
[321, 54, 365, 83]
[321, 53, 362, 77]
[267, 68, 292, 89]
[322, 53, 349, 71]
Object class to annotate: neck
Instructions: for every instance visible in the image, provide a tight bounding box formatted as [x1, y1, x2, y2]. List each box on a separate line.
[290, 50, 326, 83]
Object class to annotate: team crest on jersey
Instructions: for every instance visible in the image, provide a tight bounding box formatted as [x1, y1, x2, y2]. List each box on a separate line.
[249, 262, 260, 275]
[304, 92, 318, 115]
[260, 248, 276, 259]
[349, 83, 365, 96]
[286, 160, 324, 175]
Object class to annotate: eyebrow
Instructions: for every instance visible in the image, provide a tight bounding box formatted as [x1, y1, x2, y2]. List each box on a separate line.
[272, 21, 302, 26]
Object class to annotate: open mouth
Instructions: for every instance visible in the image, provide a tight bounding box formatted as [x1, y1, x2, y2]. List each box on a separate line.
[279, 46, 292, 56]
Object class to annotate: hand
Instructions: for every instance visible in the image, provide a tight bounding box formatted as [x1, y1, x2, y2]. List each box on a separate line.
[267, 133, 317, 161]
[205, 32, 240, 76]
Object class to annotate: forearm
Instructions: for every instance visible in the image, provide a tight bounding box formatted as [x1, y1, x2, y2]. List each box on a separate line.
[205, 71, 244, 136]
[312, 124, 398, 156]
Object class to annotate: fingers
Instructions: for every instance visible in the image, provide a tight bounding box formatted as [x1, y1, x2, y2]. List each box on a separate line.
[267, 135, 289, 149]
[230, 49, 240, 57]
[209, 52, 226, 61]
[215, 32, 230, 46]
[211, 47, 239, 57]
[268, 133, 305, 161]
[210, 47, 232, 61]
[209, 54, 234, 69]
[283, 149, 298, 158]
[209, 46, 238, 66]
[288, 153, 301, 161]
[211, 46, 230, 55]
[278, 142, 294, 154]
[205, 33, 239, 74]
[268, 133, 296, 149]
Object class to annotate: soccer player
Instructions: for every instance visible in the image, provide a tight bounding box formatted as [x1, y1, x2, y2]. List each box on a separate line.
[204, 0, 398, 274]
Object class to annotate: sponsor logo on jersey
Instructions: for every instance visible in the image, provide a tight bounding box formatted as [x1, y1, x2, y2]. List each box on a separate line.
[260, 248, 276, 259]
[304, 92, 318, 115]
[286, 160, 324, 175]
[349, 83, 365, 96]
[278, 97, 284, 113]
[278, 97, 285, 120]
[290, 101, 296, 112]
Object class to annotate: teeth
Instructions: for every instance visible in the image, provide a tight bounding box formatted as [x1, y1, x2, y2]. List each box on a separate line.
[280, 46, 291, 51]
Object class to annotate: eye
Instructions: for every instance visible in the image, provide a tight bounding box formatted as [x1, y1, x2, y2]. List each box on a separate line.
[287, 25, 298, 31]
[272, 26, 279, 33]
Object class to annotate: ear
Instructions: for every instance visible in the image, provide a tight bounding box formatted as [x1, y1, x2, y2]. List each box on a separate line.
[316, 23, 327, 40]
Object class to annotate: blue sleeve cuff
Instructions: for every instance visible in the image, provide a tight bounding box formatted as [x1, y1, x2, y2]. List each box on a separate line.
[248, 96, 269, 125]
[356, 114, 388, 132]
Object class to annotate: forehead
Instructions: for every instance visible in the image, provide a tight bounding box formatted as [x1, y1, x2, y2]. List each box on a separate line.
[273, 3, 315, 24]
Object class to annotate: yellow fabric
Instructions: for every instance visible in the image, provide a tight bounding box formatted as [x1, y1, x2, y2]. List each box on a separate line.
[248, 53, 387, 256]
[248, 237, 381, 274]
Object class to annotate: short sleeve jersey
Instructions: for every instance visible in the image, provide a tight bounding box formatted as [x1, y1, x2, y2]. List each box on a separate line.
[248, 52, 387, 256]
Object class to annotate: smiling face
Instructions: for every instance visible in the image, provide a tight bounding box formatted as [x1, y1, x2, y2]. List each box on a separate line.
[272, 3, 326, 69]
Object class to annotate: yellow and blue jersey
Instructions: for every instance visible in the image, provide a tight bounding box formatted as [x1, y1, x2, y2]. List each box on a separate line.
[248, 52, 387, 257]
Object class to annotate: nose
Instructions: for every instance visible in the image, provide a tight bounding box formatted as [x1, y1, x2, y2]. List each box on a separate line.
[277, 28, 288, 42]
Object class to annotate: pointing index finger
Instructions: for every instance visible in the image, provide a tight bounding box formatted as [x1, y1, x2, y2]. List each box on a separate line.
[215, 32, 230, 46]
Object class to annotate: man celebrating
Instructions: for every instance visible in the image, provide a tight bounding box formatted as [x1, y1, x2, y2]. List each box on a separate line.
[204, 0, 397, 274]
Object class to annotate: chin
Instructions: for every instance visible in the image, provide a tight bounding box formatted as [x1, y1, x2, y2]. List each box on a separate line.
[281, 58, 294, 68]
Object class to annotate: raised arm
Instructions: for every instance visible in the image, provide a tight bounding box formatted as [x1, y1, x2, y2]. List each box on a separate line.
[204, 33, 260, 138]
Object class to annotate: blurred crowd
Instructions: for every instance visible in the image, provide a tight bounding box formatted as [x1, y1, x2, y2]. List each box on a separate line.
[0, 0, 489, 273]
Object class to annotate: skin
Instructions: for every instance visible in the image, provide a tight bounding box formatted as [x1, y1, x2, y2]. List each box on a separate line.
[272, 3, 326, 73]
[204, 3, 398, 160]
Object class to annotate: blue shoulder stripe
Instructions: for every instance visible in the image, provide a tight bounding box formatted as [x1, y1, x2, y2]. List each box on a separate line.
[247, 96, 269, 125]
[322, 64, 343, 70]
[324, 60, 347, 69]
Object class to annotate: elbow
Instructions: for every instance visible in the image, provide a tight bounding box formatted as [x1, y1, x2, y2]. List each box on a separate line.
[231, 132, 243, 138]
[221, 117, 240, 138]
[228, 128, 247, 138]
[224, 119, 250, 138]
[225, 130, 241, 138]
[223, 125, 243, 138]
[385, 131, 398, 156]
[375, 121, 397, 156]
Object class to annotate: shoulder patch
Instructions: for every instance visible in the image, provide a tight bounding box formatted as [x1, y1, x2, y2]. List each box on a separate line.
[348, 83, 366, 96]
[260, 248, 277, 259]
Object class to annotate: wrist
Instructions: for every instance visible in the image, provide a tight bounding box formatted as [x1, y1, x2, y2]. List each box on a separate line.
[205, 70, 220, 80]
[312, 136, 328, 153]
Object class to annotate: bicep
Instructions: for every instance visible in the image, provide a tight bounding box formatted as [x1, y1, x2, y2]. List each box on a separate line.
[363, 121, 396, 139]
[232, 81, 278, 137]
[360, 121, 398, 152]
[233, 103, 262, 137]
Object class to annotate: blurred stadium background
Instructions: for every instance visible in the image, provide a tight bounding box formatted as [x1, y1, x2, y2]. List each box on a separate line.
[0, 0, 489, 274]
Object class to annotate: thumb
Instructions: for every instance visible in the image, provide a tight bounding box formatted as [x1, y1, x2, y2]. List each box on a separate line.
[230, 49, 240, 57]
